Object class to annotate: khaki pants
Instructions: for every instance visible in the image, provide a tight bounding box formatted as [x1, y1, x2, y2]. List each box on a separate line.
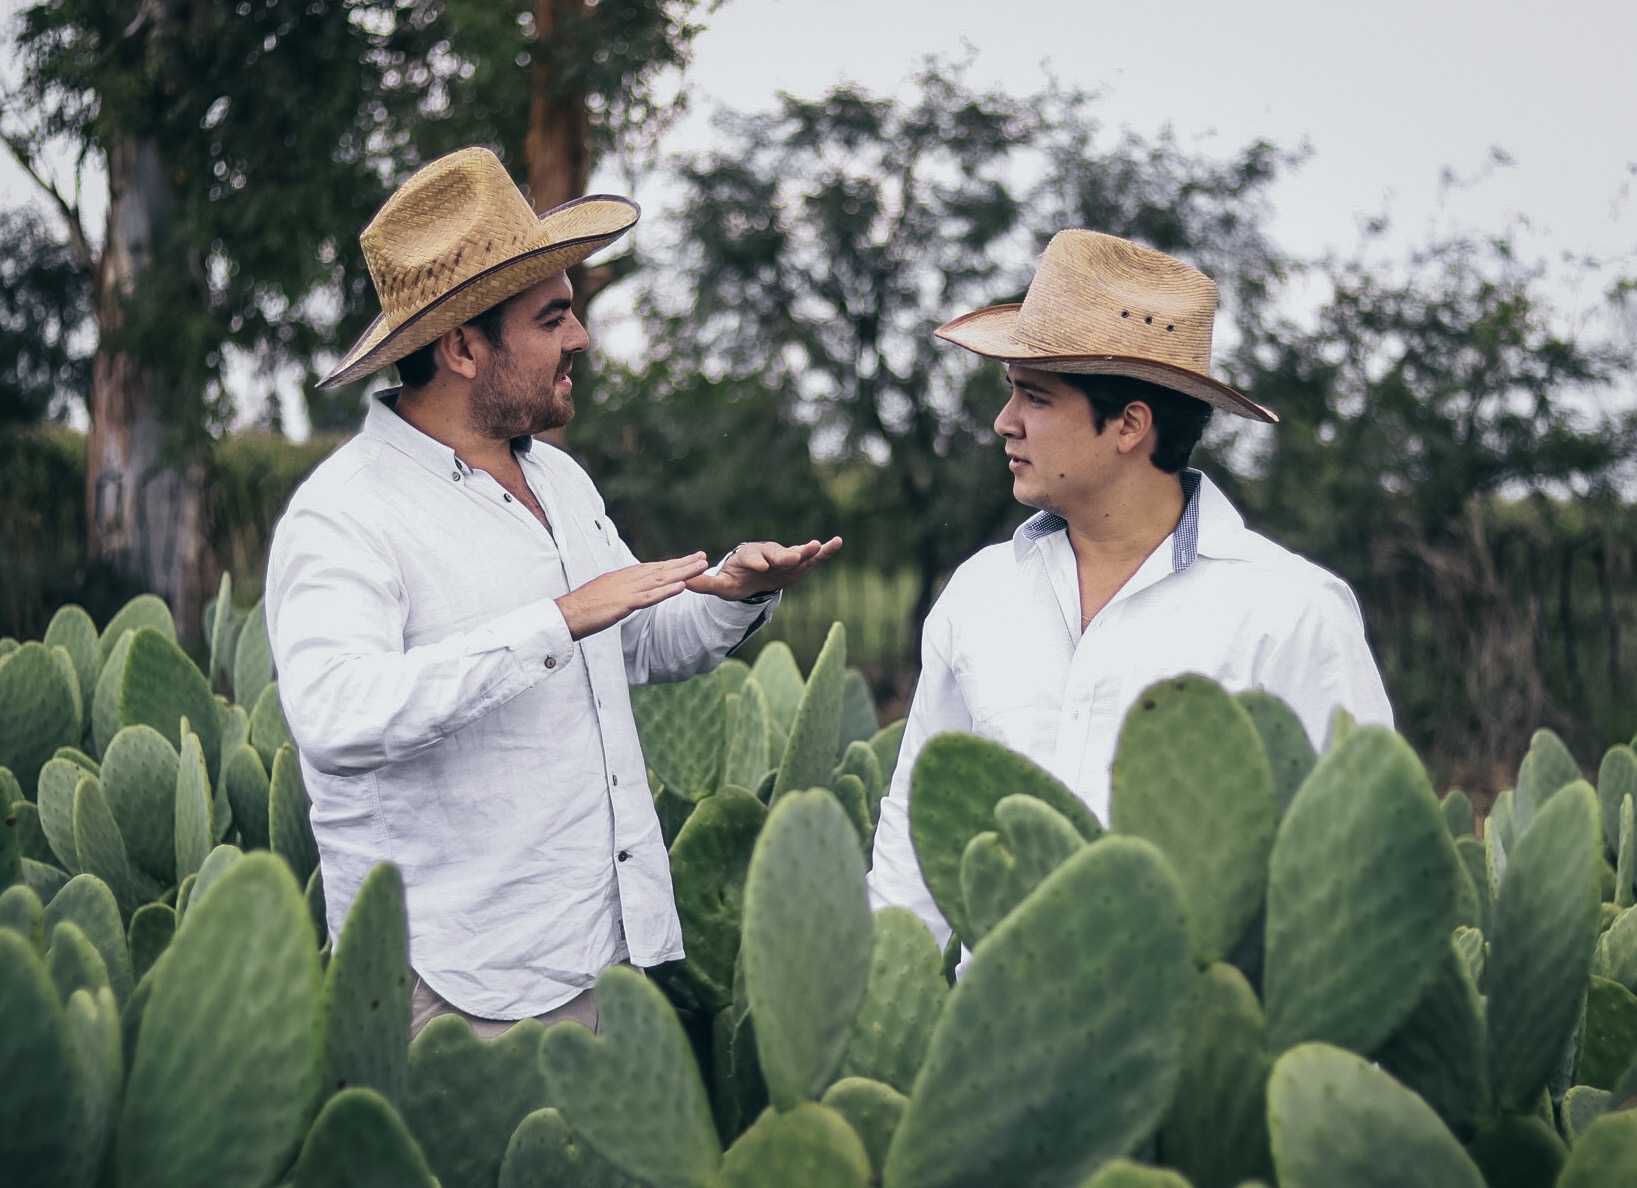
[409, 974, 602, 1039]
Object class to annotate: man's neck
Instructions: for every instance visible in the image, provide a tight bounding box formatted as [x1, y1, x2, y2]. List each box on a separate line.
[392, 384, 516, 475]
[1060, 470, 1188, 571]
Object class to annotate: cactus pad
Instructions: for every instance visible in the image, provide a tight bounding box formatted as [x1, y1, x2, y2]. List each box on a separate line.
[632, 671, 725, 801]
[1159, 963, 1274, 1188]
[98, 594, 175, 661]
[116, 852, 323, 1188]
[232, 599, 275, 713]
[321, 862, 411, 1107]
[172, 726, 213, 882]
[271, 743, 319, 887]
[820, 1076, 905, 1177]
[1079, 1161, 1193, 1188]
[908, 731, 1101, 947]
[1464, 1116, 1567, 1187]
[72, 775, 141, 917]
[1264, 727, 1459, 1055]
[1372, 935, 1490, 1137]
[1578, 975, 1637, 1090]
[0, 929, 90, 1187]
[117, 628, 221, 785]
[741, 789, 873, 1110]
[405, 1016, 550, 1188]
[540, 965, 721, 1187]
[0, 641, 83, 795]
[126, 902, 174, 983]
[772, 623, 847, 801]
[724, 678, 773, 791]
[715, 1103, 871, 1188]
[44, 604, 99, 726]
[90, 631, 134, 759]
[1514, 728, 1582, 834]
[959, 793, 1086, 945]
[291, 1086, 437, 1188]
[1598, 745, 1637, 860]
[100, 725, 180, 885]
[1486, 780, 1601, 1113]
[667, 786, 766, 1012]
[43, 874, 131, 1005]
[839, 670, 878, 757]
[750, 641, 805, 735]
[1268, 1042, 1485, 1188]
[499, 1107, 640, 1188]
[884, 837, 1192, 1188]
[1557, 1109, 1637, 1186]
[839, 907, 948, 1095]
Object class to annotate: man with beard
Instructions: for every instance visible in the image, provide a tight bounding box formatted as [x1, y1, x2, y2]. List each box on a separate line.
[266, 147, 840, 1036]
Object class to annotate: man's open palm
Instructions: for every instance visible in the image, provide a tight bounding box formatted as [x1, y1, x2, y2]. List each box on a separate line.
[687, 537, 844, 601]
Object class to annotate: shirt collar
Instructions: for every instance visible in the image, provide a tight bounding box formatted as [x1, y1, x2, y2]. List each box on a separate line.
[1013, 468, 1251, 570]
[363, 390, 535, 479]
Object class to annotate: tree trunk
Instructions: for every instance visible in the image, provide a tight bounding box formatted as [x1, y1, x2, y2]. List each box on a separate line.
[87, 134, 213, 636]
[527, 0, 632, 449]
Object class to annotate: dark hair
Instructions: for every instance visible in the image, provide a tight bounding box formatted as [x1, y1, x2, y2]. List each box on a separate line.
[393, 295, 516, 388]
[1059, 373, 1213, 474]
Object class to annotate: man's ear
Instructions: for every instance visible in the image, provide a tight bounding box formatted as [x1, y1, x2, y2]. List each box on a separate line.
[1114, 400, 1155, 457]
[434, 325, 482, 381]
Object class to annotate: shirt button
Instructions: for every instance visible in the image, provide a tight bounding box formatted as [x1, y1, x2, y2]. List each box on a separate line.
[611, 774, 620, 786]
[451, 471, 461, 482]
[503, 493, 513, 502]
[617, 850, 631, 862]
[544, 656, 556, 669]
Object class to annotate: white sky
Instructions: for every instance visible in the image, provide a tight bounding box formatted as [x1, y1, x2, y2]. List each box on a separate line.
[4, 0, 1634, 435]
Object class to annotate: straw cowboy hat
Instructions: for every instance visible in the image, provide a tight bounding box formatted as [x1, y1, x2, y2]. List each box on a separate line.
[318, 147, 639, 388]
[936, 230, 1276, 422]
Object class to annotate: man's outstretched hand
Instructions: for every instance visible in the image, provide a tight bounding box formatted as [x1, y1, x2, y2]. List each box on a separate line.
[556, 552, 710, 640]
[686, 537, 844, 602]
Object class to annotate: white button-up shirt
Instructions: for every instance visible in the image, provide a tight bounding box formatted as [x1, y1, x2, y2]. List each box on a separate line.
[868, 470, 1392, 946]
[265, 395, 774, 1018]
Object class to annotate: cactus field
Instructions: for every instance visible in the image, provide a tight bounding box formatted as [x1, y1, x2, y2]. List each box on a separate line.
[5, 590, 1637, 1186]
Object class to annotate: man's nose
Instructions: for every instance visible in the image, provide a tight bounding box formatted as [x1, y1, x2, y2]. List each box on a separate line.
[994, 393, 1021, 438]
[566, 312, 590, 354]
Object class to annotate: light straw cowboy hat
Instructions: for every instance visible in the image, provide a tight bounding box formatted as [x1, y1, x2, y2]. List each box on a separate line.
[318, 147, 639, 389]
[936, 230, 1276, 422]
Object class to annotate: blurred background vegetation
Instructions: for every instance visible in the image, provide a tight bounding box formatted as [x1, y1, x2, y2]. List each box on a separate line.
[1, 0, 1633, 796]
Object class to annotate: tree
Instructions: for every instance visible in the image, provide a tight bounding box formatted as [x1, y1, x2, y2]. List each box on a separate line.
[643, 64, 1293, 657]
[1225, 230, 1637, 770]
[0, 207, 92, 425]
[3, 0, 469, 630]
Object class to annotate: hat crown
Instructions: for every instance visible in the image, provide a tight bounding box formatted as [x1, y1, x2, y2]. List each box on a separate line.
[1013, 231, 1217, 370]
[360, 148, 540, 328]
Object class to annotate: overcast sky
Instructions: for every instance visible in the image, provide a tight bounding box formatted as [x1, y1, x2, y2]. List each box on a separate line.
[4, 0, 1633, 434]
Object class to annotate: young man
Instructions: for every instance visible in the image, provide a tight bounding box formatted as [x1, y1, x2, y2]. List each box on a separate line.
[867, 230, 1391, 946]
[265, 147, 840, 1035]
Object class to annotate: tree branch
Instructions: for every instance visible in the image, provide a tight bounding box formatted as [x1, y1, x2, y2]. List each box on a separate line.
[0, 131, 95, 274]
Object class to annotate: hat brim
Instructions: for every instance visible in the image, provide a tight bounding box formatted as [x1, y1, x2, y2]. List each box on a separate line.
[318, 194, 640, 389]
[936, 303, 1277, 424]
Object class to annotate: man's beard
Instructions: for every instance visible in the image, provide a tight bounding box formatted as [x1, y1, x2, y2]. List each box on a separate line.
[468, 348, 575, 439]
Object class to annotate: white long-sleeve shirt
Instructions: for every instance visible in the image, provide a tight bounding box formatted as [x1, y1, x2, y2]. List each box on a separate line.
[265, 395, 774, 1018]
[867, 470, 1392, 948]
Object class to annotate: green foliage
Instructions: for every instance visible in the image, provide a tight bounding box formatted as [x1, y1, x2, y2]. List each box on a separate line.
[320, 863, 411, 1109]
[666, 786, 766, 1013]
[0, 640, 82, 794]
[292, 1087, 438, 1188]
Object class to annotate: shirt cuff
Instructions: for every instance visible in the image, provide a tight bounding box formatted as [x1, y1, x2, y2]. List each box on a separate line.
[474, 595, 577, 675]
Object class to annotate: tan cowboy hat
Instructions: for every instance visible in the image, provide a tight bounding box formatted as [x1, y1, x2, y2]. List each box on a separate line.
[318, 147, 639, 389]
[936, 230, 1276, 422]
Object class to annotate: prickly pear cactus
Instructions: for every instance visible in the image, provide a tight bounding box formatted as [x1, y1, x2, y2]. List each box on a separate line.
[98, 594, 175, 661]
[100, 725, 180, 886]
[232, 598, 275, 713]
[173, 725, 214, 882]
[271, 743, 319, 888]
[884, 837, 1193, 1188]
[772, 624, 848, 801]
[405, 1016, 550, 1188]
[667, 786, 766, 1012]
[0, 928, 93, 1187]
[959, 793, 1085, 945]
[749, 642, 805, 736]
[1112, 675, 1277, 964]
[1513, 728, 1582, 834]
[541, 965, 722, 1188]
[908, 732, 1101, 947]
[44, 874, 131, 1005]
[499, 1107, 640, 1188]
[1558, 1110, 1637, 1186]
[631, 671, 726, 801]
[291, 1087, 437, 1188]
[116, 852, 323, 1188]
[1486, 780, 1601, 1113]
[1598, 745, 1637, 860]
[117, 628, 222, 785]
[837, 908, 946, 1097]
[715, 1102, 871, 1188]
[43, 604, 99, 727]
[321, 862, 411, 1108]
[0, 641, 83, 795]
[1267, 1043, 1485, 1188]
[1159, 963, 1274, 1188]
[819, 1076, 905, 1177]
[724, 677, 774, 791]
[740, 788, 873, 1110]
[1264, 727, 1460, 1056]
